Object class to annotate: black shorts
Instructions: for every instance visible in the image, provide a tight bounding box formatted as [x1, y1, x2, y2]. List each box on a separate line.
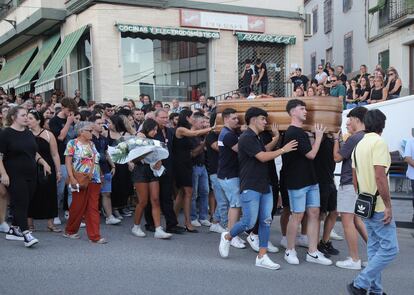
[319, 183, 337, 213]
[131, 163, 158, 183]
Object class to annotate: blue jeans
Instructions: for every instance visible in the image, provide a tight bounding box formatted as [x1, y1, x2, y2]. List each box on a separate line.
[218, 177, 241, 208]
[230, 187, 273, 248]
[354, 212, 399, 294]
[210, 174, 229, 227]
[57, 165, 72, 212]
[346, 103, 357, 109]
[191, 165, 209, 221]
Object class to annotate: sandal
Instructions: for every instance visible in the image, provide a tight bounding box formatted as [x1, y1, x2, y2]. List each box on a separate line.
[28, 225, 35, 232]
[47, 225, 62, 233]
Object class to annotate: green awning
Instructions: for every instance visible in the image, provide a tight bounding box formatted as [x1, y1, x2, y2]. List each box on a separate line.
[35, 26, 87, 94]
[236, 32, 296, 45]
[368, 0, 387, 14]
[14, 34, 60, 95]
[0, 48, 37, 89]
[116, 23, 220, 39]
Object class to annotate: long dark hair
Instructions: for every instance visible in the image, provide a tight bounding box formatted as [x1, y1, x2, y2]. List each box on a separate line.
[109, 114, 128, 133]
[141, 118, 158, 138]
[29, 110, 45, 128]
[177, 110, 192, 129]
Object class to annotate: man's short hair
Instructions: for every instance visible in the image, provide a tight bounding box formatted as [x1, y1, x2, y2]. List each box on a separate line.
[154, 108, 168, 117]
[222, 108, 237, 119]
[347, 106, 368, 122]
[60, 97, 78, 112]
[337, 65, 344, 69]
[169, 112, 179, 120]
[295, 68, 302, 72]
[207, 96, 215, 102]
[245, 107, 268, 125]
[286, 99, 306, 114]
[364, 109, 386, 134]
[103, 103, 113, 109]
[245, 59, 252, 64]
[256, 58, 262, 64]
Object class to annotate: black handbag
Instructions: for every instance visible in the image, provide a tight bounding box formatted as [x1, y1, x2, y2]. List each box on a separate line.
[353, 147, 378, 219]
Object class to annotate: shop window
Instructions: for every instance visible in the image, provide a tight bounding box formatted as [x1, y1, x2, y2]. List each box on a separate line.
[121, 35, 208, 102]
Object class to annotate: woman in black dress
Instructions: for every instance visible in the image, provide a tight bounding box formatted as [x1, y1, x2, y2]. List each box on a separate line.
[107, 114, 134, 219]
[0, 106, 50, 247]
[173, 110, 213, 232]
[27, 110, 61, 232]
[368, 77, 388, 104]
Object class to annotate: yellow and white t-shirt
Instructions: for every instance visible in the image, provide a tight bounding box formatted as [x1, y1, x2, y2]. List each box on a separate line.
[352, 133, 391, 212]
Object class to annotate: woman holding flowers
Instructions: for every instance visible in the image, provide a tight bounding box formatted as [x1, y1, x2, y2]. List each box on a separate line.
[63, 121, 107, 244]
[130, 119, 172, 239]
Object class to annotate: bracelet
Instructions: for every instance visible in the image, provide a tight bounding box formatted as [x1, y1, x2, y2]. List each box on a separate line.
[280, 148, 285, 154]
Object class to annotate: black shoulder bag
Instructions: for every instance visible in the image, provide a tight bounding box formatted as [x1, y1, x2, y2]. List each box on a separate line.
[353, 146, 378, 219]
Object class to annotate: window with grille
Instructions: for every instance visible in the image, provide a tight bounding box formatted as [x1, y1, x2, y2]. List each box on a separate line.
[311, 53, 316, 76]
[378, 50, 390, 71]
[326, 47, 333, 64]
[343, 0, 352, 13]
[344, 32, 353, 74]
[312, 8, 318, 34]
[324, 0, 333, 34]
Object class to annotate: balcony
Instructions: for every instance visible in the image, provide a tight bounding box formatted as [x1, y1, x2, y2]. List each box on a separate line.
[379, 0, 414, 28]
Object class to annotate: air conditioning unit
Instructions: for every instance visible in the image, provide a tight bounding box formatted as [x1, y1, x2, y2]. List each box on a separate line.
[304, 13, 313, 37]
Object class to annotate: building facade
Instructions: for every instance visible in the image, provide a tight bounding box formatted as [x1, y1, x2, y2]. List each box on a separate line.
[0, 0, 305, 104]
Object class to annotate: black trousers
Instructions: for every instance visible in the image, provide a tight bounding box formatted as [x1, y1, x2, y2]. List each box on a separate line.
[8, 176, 36, 231]
[145, 173, 178, 228]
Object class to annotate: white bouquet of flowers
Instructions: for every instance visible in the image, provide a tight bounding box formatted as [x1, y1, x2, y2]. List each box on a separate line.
[108, 136, 169, 176]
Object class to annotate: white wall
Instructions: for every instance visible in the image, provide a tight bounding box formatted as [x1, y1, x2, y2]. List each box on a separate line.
[304, 0, 369, 76]
[193, 0, 303, 13]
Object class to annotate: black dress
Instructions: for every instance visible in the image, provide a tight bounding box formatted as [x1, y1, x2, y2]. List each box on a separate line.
[370, 87, 383, 102]
[172, 134, 193, 188]
[28, 129, 58, 219]
[108, 131, 134, 208]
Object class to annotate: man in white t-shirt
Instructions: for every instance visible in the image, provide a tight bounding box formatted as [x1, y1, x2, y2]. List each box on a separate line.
[314, 64, 328, 85]
[403, 135, 414, 221]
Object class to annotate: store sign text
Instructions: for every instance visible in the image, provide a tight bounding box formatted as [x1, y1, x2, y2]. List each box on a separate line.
[117, 24, 220, 39]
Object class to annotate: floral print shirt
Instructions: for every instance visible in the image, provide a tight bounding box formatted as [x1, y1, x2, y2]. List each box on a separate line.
[64, 139, 101, 183]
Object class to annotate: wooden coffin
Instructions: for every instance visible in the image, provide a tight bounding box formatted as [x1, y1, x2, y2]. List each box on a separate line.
[215, 96, 343, 133]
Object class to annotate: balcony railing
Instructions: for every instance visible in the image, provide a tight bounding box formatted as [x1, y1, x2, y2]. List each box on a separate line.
[379, 0, 414, 28]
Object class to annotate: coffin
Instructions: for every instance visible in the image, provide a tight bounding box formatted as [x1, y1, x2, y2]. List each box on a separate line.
[215, 96, 343, 133]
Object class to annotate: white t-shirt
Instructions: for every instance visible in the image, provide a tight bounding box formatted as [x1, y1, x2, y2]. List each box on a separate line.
[404, 138, 414, 179]
[315, 72, 328, 84]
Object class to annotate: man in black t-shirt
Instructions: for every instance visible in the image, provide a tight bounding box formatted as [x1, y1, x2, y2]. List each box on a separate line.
[289, 68, 309, 91]
[219, 107, 297, 270]
[241, 59, 255, 96]
[49, 98, 78, 224]
[74, 89, 87, 107]
[254, 59, 269, 94]
[282, 99, 332, 266]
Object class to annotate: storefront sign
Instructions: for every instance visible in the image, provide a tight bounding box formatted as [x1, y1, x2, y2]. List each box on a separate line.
[117, 24, 220, 39]
[236, 32, 296, 45]
[180, 9, 265, 33]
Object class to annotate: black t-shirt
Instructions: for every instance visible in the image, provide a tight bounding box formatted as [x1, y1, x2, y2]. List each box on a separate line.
[205, 131, 219, 175]
[191, 136, 205, 166]
[255, 63, 268, 82]
[49, 115, 68, 164]
[76, 98, 87, 107]
[339, 131, 365, 185]
[242, 67, 255, 87]
[217, 127, 239, 179]
[338, 73, 347, 84]
[291, 75, 309, 90]
[154, 126, 175, 174]
[92, 134, 111, 174]
[0, 128, 37, 178]
[282, 126, 317, 189]
[314, 137, 335, 185]
[259, 131, 278, 182]
[239, 128, 270, 193]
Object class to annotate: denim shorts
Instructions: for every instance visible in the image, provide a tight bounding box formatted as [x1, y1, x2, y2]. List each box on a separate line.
[218, 177, 241, 208]
[100, 173, 112, 193]
[288, 184, 320, 213]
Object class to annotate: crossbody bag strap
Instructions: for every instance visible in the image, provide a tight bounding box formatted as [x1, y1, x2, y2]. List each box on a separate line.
[353, 143, 380, 197]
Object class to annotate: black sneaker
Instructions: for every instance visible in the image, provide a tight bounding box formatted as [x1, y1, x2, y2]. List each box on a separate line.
[347, 283, 367, 295]
[22, 230, 39, 248]
[5, 226, 24, 241]
[120, 208, 132, 217]
[166, 225, 186, 234]
[318, 240, 339, 256]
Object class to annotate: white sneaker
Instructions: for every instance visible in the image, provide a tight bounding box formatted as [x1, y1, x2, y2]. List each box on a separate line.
[255, 254, 281, 270]
[113, 209, 123, 220]
[330, 229, 344, 241]
[209, 223, 226, 234]
[154, 227, 172, 239]
[231, 236, 246, 249]
[219, 232, 231, 258]
[306, 250, 333, 266]
[280, 236, 288, 249]
[53, 217, 62, 225]
[64, 211, 70, 220]
[267, 241, 279, 253]
[336, 257, 361, 270]
[284, 249, 300, 265]
[131, 225, 146, 237]
[106, 215, 121, 225]
[0, 222, 10, 233]
[199, 219, 212, 227]
[22, 230, 39, 248]
[247, 233, 260, 252]
[362, 261, 368, 268]
[80, 222, 86, 228]
[296, 235, 309, 248]
[191, 219, 201, 227]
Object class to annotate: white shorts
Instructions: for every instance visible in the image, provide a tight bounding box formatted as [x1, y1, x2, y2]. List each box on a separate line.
[337, 184, 357, 214]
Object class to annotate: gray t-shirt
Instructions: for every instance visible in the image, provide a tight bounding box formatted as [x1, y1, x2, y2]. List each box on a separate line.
[339, 131, 365, 185]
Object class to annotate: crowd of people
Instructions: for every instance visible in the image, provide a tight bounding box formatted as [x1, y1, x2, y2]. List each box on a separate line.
[0, 85, 403, 294]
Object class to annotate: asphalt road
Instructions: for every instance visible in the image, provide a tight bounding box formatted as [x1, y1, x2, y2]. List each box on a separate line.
[1, 213, 413, 295]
